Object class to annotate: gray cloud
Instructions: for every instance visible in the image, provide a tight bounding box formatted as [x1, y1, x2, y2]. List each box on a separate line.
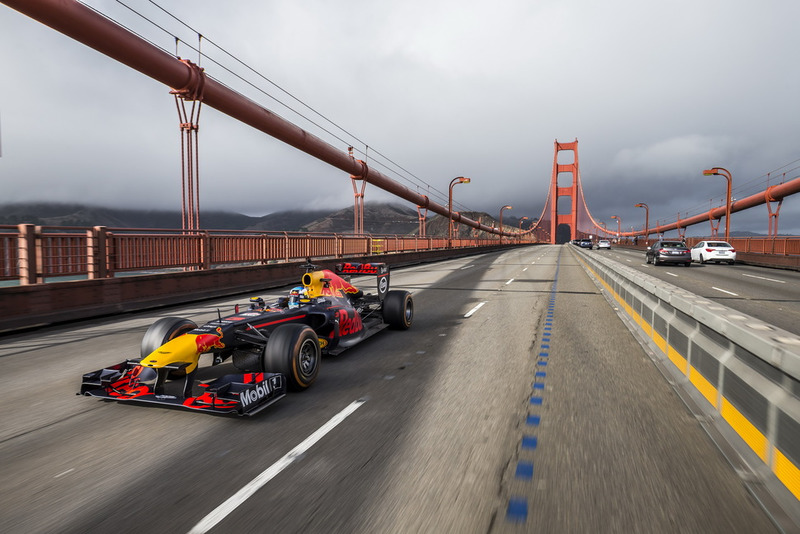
[1, 0, 799, 235]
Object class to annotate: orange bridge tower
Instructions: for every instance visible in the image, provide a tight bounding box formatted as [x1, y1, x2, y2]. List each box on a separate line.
[548, 139, 585, 244]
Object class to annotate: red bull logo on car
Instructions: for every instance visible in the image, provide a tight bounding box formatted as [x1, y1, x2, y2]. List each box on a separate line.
[194, 327, 225, 353]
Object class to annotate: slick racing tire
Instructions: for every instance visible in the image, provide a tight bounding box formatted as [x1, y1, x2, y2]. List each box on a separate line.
[141, 317, 198, 358]
[263, 324, 320, 391]
[141, 317, 197, 377]
[382, 290, 413, 330]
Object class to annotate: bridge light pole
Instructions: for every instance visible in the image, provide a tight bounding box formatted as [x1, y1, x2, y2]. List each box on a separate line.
[703, 167, 732, 240]
[610, 215, 621, 240]
[499, 205, 512, 242]
[448, 177, 470, 247]
[635, 203, 649, 244]
[518, 217, 529, 242]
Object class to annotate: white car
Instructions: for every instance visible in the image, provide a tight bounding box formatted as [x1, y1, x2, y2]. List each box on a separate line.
[691, 241, 736, 265]
[597, 239, 611, 250]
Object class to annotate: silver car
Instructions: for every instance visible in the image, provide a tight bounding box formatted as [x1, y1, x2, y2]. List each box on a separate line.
[691, 241, 736, 265]
[646, 240, 691, 266]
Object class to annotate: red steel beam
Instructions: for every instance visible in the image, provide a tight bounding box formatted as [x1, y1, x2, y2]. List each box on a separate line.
[611, 176, 800, 237]
[2, 0, 510, 237]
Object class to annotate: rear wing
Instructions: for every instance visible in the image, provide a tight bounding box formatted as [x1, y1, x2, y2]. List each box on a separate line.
[335, 262, 390, 300]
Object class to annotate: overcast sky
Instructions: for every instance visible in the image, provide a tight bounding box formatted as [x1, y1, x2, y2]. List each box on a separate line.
[1, 0, 799, 235]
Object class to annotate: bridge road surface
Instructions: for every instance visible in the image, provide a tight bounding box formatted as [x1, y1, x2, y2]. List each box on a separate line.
[0, 246, 779, 534]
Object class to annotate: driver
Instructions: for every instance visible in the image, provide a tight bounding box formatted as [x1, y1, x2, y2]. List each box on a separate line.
[288, 286, 310, 309]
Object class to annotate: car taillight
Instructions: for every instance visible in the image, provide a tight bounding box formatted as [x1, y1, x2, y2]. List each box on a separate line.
[730, 249, 735, 253]
[705, 248, 714, 252]
[658, 249, 666, 253]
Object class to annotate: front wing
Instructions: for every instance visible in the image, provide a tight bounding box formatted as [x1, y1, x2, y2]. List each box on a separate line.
[80, 361, 286, 416]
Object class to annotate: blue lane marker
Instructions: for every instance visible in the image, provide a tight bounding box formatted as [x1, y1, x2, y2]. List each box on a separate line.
[539, 352, 549, 357]
[515, 461, 534, 479]
[537, 360, 548, 366]
[522, 435, 538, 449]
[532, 382, 544, 390]
[526, 415, 540, 426]
[506, 497, 528, 522]
[535, 371, 546, 378]
[530, 396, 543, 405]
[541, 344, 550, 349]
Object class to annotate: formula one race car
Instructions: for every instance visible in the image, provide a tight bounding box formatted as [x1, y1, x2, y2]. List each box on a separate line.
[80, 260, 413, 416]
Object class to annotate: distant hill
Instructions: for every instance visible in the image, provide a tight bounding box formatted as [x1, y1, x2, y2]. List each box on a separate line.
[0, 202, 425, 235]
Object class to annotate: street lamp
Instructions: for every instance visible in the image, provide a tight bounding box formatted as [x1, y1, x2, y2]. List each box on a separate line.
[448, 176, 471, 246]
[634, 203, 649, 244]
[499, 205, 512, 241]
[518, 217, 529, 242]
[702, 167, 732, 240]
[610, 215, 621, 239]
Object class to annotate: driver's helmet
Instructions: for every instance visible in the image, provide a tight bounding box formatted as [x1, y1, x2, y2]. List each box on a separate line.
[288, 286, 308, 309]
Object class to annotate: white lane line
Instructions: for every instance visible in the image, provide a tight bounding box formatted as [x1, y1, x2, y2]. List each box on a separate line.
[188, 399, 366, 534]
[464, 302, 486, 318]
[460, 265, 474, 270]
[54, 468, 74, 479]
[665, 272, 678, 277]
[522, 267, 528, 272]
[712, 287, 739, 296]
[742, 273, 785, 284]
[505, 278, 515, 285]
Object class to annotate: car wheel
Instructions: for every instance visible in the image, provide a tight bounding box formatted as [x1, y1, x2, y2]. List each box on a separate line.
[699, 254, 706, 264]
[382, 290, 414, 330]
[654, 256, 660, 266]
[685, 262, 691, 267]
[263, 324, 320, 391]
[646, 255, 651, 264]
[141, 317, 198, 378]
[141, 317, 198, 358]
[729, 261, 735, 265]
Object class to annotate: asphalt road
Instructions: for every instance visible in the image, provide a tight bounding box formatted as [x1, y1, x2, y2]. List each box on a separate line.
[589, 246, 800, 335]
[0, 246, 781, 533]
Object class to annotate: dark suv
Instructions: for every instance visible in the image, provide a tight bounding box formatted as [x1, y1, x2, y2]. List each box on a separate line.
[578, 239, 593, 249]
[646, 240, 691, 266]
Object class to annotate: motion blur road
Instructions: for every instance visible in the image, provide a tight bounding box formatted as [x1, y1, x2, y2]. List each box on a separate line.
[0, 245, 780, 533]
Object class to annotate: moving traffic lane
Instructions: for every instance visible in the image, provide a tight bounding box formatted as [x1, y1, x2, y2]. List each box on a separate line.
[595, 247, 800, 335]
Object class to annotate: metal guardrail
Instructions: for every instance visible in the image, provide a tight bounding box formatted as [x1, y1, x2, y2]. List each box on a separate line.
[0, 224, 516, 284]
[572, 244, 800, 515]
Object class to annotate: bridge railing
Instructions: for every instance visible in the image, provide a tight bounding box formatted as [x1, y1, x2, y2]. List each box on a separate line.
[0, 224, 507, 284]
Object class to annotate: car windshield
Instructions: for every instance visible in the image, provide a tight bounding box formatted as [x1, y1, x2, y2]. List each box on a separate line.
[708, 242, 731, 247]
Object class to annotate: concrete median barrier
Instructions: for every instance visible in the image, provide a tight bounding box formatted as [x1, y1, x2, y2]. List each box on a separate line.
[571, 245, 800, 513]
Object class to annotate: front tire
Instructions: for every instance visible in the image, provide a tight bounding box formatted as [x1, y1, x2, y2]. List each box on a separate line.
[383, 290, 413, 330]
[263, 324, 320, 391]
[141, 317, 197, 358]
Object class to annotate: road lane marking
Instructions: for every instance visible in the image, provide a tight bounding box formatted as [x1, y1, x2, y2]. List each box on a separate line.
[188, 399, 366, 534]
[506, 278, 515, 285]
[665, 272, 678, 277]
[742, 273, 785, 284]
[712, 287, 738, 296]
[460, 265, 474, 270]
[522, 267, 528, 272]
[464, 302, 486, 318]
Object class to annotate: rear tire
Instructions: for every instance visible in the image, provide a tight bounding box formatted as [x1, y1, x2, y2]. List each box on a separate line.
[699, 254, 706, 264]
[383, 290, 413, 330]
[262, 324, 320, 391]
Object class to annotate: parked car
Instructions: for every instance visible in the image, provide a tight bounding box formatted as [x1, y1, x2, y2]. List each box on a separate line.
[645, 240, 691, 266]
[691, 241, 736, 265]
[597, 239, 611, 250]
[579, 239, 593, 249]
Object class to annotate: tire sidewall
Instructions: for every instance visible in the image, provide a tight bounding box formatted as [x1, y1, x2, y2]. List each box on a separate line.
[383, 290, 413, 330]
[263, 324, 320, 391]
